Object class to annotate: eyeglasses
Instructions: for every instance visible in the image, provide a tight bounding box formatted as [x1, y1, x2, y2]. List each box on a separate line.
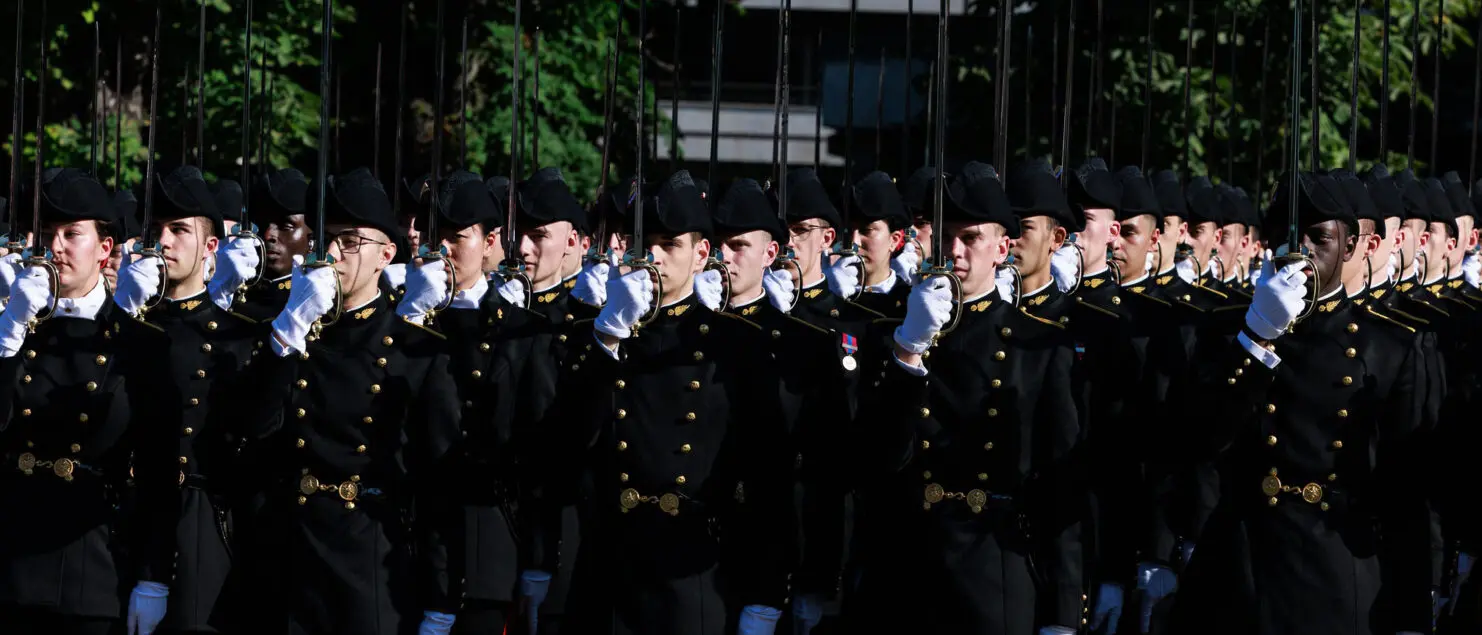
[332, 232, 388, 254]
[788, 224, 828, 238]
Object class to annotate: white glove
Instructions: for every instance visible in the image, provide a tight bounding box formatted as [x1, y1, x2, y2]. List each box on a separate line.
[1388, 251, 1400, 282]
[417, 611, 455, 635]
[1137, 563, 1177, 634]
[269, 255, 338, 355]
[1175, 257, 1196, 284]
[1088, 582, 1125, 634]
[395, 260, 450, 321]
[0, 252, 22, 301]
[0, 266, 53, 357]
[826, 254, 862, 299]
[694, 269, 724, 311]
[1245, 259, 1308, 341]
[791, 593, 824, 635]
[572, 259, 610, 307]
[126, 581, 169, 635]
[891, 242, 921, 287]
[495, 276, 528, 309]
[763, 267, 797, 313]
[893, 276, 953, 355]
[995, 266, 1016, 300]
[520, 570, 552, 634]
[1037, 628, 1077, 635]
[1464, 252, 1480, 288]
[207, 237, 262, 311]
[113, 255, 164, 316]
[737, 605, 782, 635]
[594, 268, 654, 340]
[1050, 244, 1079, 292]
[1143, 251, 1155, 278]
[381, 263, 408, 290]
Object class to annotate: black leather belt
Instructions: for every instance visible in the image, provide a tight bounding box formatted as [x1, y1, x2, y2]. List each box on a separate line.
[14, 453, 101, 481]
[297, 473, 385, 510]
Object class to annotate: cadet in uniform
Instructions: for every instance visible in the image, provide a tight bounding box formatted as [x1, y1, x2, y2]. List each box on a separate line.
[0, 168, 164, 634]
[849, 161, 1083, 635]
[537, 170, 792, 635]
[828, 171, 911, 318]
[103, 190, 141, 291]
[113, 166, 259, 635]
[1008, 159, 1084, 319]
[1169, 172, 1432, 635]
[781, 167, 885, 335]
[232, 167, 462, 634]
[233, 169, 310, 322]
[1210, 185, 1254, 299]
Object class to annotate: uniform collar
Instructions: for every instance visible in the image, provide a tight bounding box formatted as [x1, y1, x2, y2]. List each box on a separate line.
[731, 290, 768, 317]
[450, 276, 488, 309]
[343, 294, 386, 322]
[1121, 272, 1151, 287]
[531, 279, 568, 305]
[55, 278, 108, 321]
[658, 291, 700, 320]
[160, 290, 211, 316]
[864, 271, 898, 294]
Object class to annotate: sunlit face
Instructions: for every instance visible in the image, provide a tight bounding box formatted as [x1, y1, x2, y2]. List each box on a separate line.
[948, 220, 1010, 298]
[1377, 217, 1402, 275]
[44, 220, 113, 298]
[519, 221, 579, 290]
[1078, 208, 1117, 268]
[1112, 214, 1160, 281]
[911, 218, 933, 260]
[223, 219, 239, 237]
[1298, 219, 1357, 297]
[1188, 221, 1219, 272]
[1398, 218, 1426, 277]
[155, 217, 219, 289]
[1424, 221, 1456, 279]
[787, 219, 836, 283]
[1342, 219, 1381, 286]
[438, 223, 499, 291]
[398, 212, 422, 256]
[263, 214, 311, 279]
[638, 231, 708, 306]
[1452, 215, 1476, 268]
[852, 219, 904, 281]
[719, 229, 779, 304]
[1157, 216, 1188, 272]
[1215, 224, 1249, 280]
[1010, 216, 1066, 281]
[324, 223, 396, 302]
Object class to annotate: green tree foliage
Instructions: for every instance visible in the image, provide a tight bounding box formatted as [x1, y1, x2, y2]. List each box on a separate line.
[1, 0, 666, 202]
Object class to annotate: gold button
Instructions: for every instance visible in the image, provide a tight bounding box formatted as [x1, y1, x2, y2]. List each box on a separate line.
[1228, 377, 1237, 385]
[296, 408, 307, 418]
[984, 442, 995, 450]
[383, 336, 394, 346]
[371, 384, 382, 393]
[617, 441, 628, 451]
[296, 438, 306, 448]
[184, 427, 193, 436]
[616, 380, 626, 389]
[299, 352, 310, 360]
[296, 379, 308, 389]
[70, 443, 81, 453]
[1265, 404, 1276, 414]
[1268, 497, 1279, 506]
[699, 325, 710, 335]
[693, 351, 705, 361]
[920, 408, 931, 418]
[987, 408, 998, 417]
[675, 475, 687, 485]
[356, 445, 367, 453]
[1337, 409, 1348, 418]
[921, 440, 930, 450]
[25, 440, 33, 448]
[1000, 328, 1012, 337]
[78, 413, 89, 423]
[922, 471, 932, 479]
[977, 473, 988, 481]
[471, 370, 482, 379]
[179, 456, 188, 464]
[688, 380, 701, 391]
[558, 334, 568, 343]
[1346, 323, 1358, 334]
[620, 472, 630, 482]
[95, 355, 108, 366]
[993, 351, 1006, 361]
[24, 350, 35, 359]
[1243, 358, 1251, 367]
[1319, 502, 1330, 511]
[1235, 368, 1244, 376]
[20, 409, 30, 417]
[201, 343, 213, 353]
[991, 379, 1002, 388]
[1267, 435, 1278, 446]
[298, 495, 307, 505]
[363, 416, 374, 424]
[377, 358, 388, 368]
[21, 374, 30, 384]
[345, 502, 356, 510]
[479, 343, 490, 352]
[1345, 348, 1356, 358]
[616, 409, 627, 420]
[1327, 473, 1337, 482]
[189, 398, 199, 406]
[196, 369, 206, 378]
[464, 400, 473, 408]
[1331, 440, 1344, 449]
[86, 381, 97, 391]
[680, 443, 692, 453]
[350, 475, 360, 482]
[685, 412, 697, 422]
[206, 321, 218, 331]
[1341, 376, 1352, 386]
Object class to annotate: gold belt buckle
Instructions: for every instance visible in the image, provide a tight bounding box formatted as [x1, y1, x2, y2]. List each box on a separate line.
[53, 458, 74, 482]
[337, 481, 359, 502]
[1301, 482, 1323, 504]
[923, 483, 945, 510]
[178, 472, 185, 486]
[619, 488, 641, 511]
[658, 493, 680, 516]
[300, 474, 321, 496]
[966, 489, 988, 513]
[1261, 474, 1282, 498]
[17, 452, 36, 476]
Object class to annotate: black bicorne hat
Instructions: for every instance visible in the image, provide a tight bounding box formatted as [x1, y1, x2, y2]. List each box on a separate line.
[713, 178, 784, 243]
[1330, 169, 1382, 238]
[784, 167, 843, 229]
[1262, 171, 1357, 246]
[149, 166, 225, 238]
[436, 170, 503, 233]
[518, 167, 588, 230]
[1150, 170, 1188, 220]
[1068, 158, 1121, 215]
[1005, 158, 1080, 232]
[628, 170, 713, 238]
[250, 168, 309, 225]
[309, 167, 407, 257]
[1115, 166, 1160, 222]
[848, 171, 910, 230]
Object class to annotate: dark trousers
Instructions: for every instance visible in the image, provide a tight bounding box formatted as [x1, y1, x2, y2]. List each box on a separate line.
[0, 605, 121, 635]
[452, 599, 511, 635]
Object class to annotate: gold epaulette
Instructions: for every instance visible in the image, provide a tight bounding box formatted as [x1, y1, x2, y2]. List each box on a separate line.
[712, 311, 762, 331]
[845, 299, 888, 319]
[1175, 299, 1208, 313]
[571, 317, 597, 327]
[1212, 302, 1252, 313]
[1124, 288, 1172, 307]
[401, 318, 449, 341]
[1018, 306, 1067, 330]
[1442, 295, 1481, 311]
[1191, 284, 1230, 300]
[226, 309, 258, 325]
[1409, 298, 1451, 319]
[1363, 305, 1416, 334]
[1074, 297, 1122, 319]
[782, 313, 830, 334]
[1384, 306, 1430, 328]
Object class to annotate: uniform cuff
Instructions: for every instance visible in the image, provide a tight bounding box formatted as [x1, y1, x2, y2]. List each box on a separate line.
[892, 351, 928, 376]
[1236, 331, 1280, 369]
